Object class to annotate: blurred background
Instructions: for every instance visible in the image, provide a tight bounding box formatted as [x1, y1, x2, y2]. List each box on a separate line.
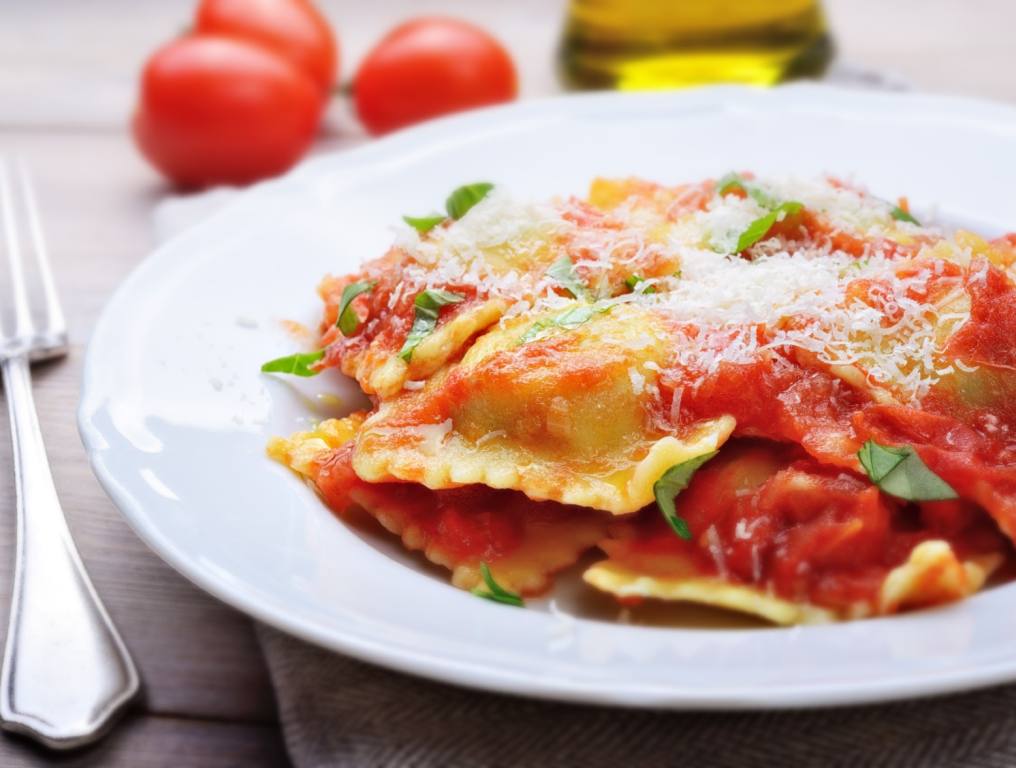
[4, 0, 1015, 140]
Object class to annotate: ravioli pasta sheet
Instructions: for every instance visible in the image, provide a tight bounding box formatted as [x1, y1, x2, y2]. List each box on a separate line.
[266, 174, 1016, 622]
[352, 302, 737, 513]
[270, 416, 609, 595]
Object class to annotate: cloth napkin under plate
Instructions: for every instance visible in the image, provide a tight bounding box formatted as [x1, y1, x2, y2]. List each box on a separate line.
[153, 70, 1016, 768]
[257, 623, 1016, 768]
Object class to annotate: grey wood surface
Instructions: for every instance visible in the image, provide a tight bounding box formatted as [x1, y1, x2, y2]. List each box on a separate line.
[0, 0, 1014, 765]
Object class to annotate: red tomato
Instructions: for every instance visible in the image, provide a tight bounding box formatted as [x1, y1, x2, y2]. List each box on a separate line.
[133, 36, 323, 188]
[194, 0, 338, 93]
[354, 17, 517, 136]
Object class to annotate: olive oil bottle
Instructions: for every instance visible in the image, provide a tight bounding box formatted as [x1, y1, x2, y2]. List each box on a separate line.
[560, 0, 834, 90]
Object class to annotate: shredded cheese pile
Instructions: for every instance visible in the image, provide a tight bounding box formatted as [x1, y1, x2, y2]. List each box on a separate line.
[393, 177, 972, 403]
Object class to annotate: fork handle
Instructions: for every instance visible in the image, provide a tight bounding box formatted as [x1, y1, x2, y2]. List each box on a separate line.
[0, 354, 140, 749]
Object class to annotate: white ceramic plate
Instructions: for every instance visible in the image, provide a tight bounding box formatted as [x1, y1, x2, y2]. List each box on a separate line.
[80, 85, 1016, 709]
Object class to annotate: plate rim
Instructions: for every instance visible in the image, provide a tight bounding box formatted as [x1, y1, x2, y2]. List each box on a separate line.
[78, 83, 1016, 710]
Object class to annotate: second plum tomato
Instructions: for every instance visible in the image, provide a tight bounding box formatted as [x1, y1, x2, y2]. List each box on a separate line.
[194, 0, 338, 93]
[354, 17, 517, 135]
[132, 36, 323, 188]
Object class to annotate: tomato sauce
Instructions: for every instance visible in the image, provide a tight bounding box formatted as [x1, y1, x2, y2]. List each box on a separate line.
[947, 259, 1016, 370]
[315, 443, 594, 565]
[798, 210, 923, 260]
[661, 351, 867, 468]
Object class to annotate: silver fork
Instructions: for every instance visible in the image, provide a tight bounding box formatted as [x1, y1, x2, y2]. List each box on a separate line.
[0, 157, 140, 749]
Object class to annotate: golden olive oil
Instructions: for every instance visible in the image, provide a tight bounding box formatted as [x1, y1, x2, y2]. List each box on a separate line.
[560, 0, 834, 90]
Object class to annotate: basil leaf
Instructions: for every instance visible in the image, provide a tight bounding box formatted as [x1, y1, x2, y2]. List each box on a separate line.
[735, 201, 803, 253]
[857, 440, 958, 501]
[336, 280, 375, 336]
[519, 302, 613, 344]
[891, 206, 920, 225]
[261, 350, 324, 377]
[472, 562, 523, 607]
[654, 451, 718, 540]
[446, 183, 494, 220]
[403, 214, 445, 233]
[548, 256, 589, 299]
[624, 274, 657, 294]
[717, 172, 746, 196]
[717, 172, 777, 208]
[398, 289, 465, 361]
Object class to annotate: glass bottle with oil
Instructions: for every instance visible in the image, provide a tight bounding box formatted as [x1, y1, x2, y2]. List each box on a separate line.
[560, 0, 834, 90]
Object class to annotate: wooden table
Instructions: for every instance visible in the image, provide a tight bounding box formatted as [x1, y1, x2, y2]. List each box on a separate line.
[0, 1, 1013, 765]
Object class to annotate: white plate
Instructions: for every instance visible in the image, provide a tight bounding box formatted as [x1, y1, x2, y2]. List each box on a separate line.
[80, 85, 1016, 709]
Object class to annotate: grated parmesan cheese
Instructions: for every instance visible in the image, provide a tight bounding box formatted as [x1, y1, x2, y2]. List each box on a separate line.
[382, 176, 975, 404]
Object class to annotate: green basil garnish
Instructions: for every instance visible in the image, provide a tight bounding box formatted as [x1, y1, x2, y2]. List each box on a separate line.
[624, 274, 657, 294]
[857, 440, 957, 501]
[398, 289, 465, 362]
[716, 172, 777, 208]
[336, 280, 375, 336]
[735, 201, 803, 253]
[890, 206, 920, 225]
[519, 302, 612, 344]
[261, 350, 324, 377]
[445, 182, 494, 220]
[548, 256, 589, 299]
[403, 182, 494, 232]
[472, 562, 523, 607]
[654, 451, 718, 540]
[403, 214, 446, 233]
[716, 172, 746, 197]
[716, 172, 803, 253]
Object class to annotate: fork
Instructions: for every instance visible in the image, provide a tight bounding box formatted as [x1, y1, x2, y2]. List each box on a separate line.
[0, 157, 140, 749]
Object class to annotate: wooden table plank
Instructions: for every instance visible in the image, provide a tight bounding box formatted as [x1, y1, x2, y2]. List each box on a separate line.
[0, 715, 287, 768]
[0, 129, 279, 724]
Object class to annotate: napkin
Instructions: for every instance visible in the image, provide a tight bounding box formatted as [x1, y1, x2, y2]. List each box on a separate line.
[257, 623, 1016, 768]
[155, 71, 1016, 768]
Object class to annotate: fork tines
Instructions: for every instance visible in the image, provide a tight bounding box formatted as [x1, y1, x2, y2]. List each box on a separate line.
[0, 157, 67, 362]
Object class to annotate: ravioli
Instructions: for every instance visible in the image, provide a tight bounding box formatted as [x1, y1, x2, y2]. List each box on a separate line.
[269, 416, 608, 595]
[879, 541, 1001, 614]
[583, 540, 1001, 626]
[352, 301, 736, 513]
[582, 440, 1009, 622]
[346, 482, 607, 595]
[583, 561, 836, 626]
[346, 296, 509, 398]
[318, 269, 510, 398]
[266, 173, 1016, 625]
